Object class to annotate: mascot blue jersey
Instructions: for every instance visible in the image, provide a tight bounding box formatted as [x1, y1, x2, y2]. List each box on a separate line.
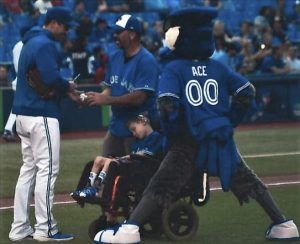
[130, 131, 163, 158]
[158, 58, 251, 141]
[104, 47, 159, 137]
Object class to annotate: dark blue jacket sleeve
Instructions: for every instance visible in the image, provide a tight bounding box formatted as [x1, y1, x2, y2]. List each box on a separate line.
[36, 43, 70, 92]
[229, 83, 257, 127]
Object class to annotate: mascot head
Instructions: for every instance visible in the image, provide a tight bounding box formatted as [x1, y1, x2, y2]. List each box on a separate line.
[164, 7, 218, 59]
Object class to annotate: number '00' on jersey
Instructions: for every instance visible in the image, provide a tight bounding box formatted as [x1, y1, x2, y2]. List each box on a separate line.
[158, 58, 250, 121]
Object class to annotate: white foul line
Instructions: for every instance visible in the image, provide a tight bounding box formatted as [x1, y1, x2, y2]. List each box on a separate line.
[243, 151, 300, 158]
[1, 181, 300, 211]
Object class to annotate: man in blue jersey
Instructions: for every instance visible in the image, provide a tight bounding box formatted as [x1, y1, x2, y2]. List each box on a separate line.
[9, 7, 79, 242]
[94, 7, 299, 243]
[85, 14, 159, 157]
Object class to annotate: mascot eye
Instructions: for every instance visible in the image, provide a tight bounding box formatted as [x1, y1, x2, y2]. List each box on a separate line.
[165, 26, 180, 50]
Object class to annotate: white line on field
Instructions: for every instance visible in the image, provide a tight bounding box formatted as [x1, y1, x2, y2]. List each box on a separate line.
[210, 181, 300, 191]
[1, 181, 300, 211]
[243, 151, 300, 158]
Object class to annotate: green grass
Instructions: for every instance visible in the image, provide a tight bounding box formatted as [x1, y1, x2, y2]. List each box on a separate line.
[0, 185, 299, 244]
[0, 127, 299, 198]
[0, 126, 299, 243]
[234, 127, 300, 154]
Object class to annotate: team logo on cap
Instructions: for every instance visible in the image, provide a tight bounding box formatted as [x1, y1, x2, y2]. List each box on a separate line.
[116, 14, 131, 28]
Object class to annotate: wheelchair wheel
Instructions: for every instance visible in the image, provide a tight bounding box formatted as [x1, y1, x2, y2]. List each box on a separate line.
[88, 215, 108, 241]
[162, 200, 199, 241]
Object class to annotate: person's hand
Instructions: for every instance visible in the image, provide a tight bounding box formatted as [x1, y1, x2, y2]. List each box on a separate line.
[68, 81, 77, 92]
[67, 90, 83, 107]
[85, 91, 111, 106]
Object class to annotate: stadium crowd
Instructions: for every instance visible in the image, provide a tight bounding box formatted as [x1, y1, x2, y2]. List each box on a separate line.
[0, 0, 299, 87]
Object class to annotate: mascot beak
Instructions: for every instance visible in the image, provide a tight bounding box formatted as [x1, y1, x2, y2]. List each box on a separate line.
[165, 26, 180, 50]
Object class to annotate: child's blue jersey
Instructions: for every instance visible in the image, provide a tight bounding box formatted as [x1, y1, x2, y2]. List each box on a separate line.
[130, 131, 163, 158]
[104, 47, 159, 137]
[158, 58, 251, 141]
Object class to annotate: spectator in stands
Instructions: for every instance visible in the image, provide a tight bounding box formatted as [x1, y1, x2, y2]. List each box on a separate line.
[260, 39, 292, 74]
[60, 39, 74, 80]
[3, 0, 22, 13]
[73, 0, 89, 23]
[251, 32, 273, 70]
[89, 17, 113, 44]
[96, 0, 130, 12]
[75, 13, 93, 37]
[142, 21, 163, 55]
[0, 65, 9, 87]
[225, 42, 243, 71]
[239, 21, 256, 44]
[255, 6, 275, 27]
[70, 36, 90, 81]
[213, 20, 240, 46]
[272, 16, 288, 43]
[275, 0, 287, 27]
[253, 9, 272, 45]
[287, 0, 300, 24]
[285, 45, 300, 73]
[211, 37, 229, 65]
[19, 0, 35, 14]
[87, 45, 108, 84]
[237, 40, 257, 75]
[34, 0, 53, 14]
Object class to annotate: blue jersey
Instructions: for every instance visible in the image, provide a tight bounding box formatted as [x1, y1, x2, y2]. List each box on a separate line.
[158, 58, 251, 141]
[130, 131, 163, 158]
[104, 47, 159, 137]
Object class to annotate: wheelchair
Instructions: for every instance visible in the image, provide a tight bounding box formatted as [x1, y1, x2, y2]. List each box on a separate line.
[72, 156, 202, 242]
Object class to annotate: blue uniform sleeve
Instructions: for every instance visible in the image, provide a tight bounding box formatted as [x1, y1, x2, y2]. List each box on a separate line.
[225, 67, 257, 127]
[36, 43, 69, 92]
[158, 64, 181, 99]
[132, 57, 158, 92]
[225, 66, 251, 96]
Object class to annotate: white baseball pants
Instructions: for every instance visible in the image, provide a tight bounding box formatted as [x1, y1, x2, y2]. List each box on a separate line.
[9, 115, 60, 241]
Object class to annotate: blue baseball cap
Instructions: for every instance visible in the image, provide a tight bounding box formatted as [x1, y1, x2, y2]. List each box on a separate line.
[45, 7, 78, 28]
[114, 14, 142, 35]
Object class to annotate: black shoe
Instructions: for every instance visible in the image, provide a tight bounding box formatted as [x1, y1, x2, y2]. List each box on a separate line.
[70, 190, 85, 208]
[2, 130, 16, 142]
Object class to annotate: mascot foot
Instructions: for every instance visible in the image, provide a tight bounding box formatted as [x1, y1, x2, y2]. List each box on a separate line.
[266, 219, 299, 240]
[94, 221, 140, 244]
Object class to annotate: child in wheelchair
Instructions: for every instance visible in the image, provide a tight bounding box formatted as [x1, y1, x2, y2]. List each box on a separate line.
[70, 114, 163, 209]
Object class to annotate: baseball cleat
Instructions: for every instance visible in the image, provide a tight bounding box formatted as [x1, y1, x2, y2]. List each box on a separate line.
[9, 233, 34, 242]
[266, 219, 299, 240]
[33, 232, 74, 241]
[78, 186, 98, 198]
[94, 221, 140, 244]
[2, 130, 16, 142]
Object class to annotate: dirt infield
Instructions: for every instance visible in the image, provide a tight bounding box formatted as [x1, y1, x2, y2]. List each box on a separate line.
[1, 174, 299, 210]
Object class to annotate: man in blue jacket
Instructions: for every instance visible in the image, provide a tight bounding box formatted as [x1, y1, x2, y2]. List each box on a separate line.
[9, 7, 79, 242]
